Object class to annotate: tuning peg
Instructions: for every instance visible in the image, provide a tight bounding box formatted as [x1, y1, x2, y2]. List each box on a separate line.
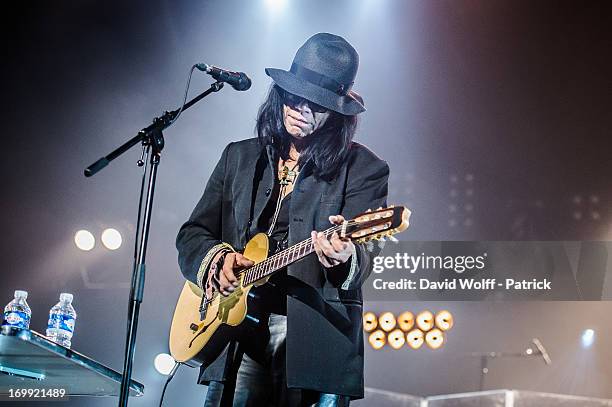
[366, 209, 372, 212]
[365, 241, 374, 251]
[378, 236, 386, 242]
[388, 235, 399, 243]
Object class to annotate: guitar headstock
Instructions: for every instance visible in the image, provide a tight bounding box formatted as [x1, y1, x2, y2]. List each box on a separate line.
[343, 205, 410, 243]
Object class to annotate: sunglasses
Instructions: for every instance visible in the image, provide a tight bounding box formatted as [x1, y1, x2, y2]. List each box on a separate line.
[281, 90, 329, 113]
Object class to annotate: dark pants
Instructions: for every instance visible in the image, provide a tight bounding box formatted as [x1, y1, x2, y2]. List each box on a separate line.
[203, 314, 350, 407]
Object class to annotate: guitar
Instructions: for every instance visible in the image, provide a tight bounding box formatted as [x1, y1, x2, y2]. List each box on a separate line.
[169, 205, 410, 366]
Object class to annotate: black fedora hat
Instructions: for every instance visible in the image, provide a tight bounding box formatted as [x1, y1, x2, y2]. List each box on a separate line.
[265, 33, 365, 115]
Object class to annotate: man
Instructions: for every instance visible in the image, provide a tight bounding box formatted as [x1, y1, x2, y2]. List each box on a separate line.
[176, 33, 389, 406]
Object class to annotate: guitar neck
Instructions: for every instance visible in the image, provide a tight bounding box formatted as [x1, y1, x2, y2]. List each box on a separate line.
[243, 225, 340, 286]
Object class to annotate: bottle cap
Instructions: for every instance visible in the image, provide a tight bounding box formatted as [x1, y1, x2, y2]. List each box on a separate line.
[14, 290, 28, 299]
[59, 293, 73, 303]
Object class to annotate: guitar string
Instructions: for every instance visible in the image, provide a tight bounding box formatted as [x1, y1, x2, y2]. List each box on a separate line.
[243, 223, 344, 283]
[210, 224, 346, 307]
[210, 217, 386, 308]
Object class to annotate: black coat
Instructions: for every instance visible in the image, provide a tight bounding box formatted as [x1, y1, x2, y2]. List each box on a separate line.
[176, 137, 389, 398]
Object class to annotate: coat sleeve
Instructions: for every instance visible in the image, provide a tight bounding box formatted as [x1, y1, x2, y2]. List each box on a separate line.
[176, 143, 235, 287]
[325, 153, 389, 290]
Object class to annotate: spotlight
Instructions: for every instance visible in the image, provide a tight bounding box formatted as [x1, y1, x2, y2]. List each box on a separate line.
[363, 312, 378, 332]
[75, 230, 95, 251]
[407, 329, 424, 349]
[397, 311, 414, 332]
[265, 0, 287, 11]
[434, 310, 454, 331]
[368, 330, 386, 350]
[416, 310, 434, 331]
[582, 329, 595, 348]
[101, 228, 122, 250]
[388, 329, 406, 349]
[154, 353, 176, 375]
[425, 328, 445, 350]
[378, 312, 397, 332]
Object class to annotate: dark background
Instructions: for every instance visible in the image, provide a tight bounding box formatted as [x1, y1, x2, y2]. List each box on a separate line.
[1, 0, 610, 405]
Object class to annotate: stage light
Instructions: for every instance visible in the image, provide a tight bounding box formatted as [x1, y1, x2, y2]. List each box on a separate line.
[434, 310, 454, 331]
[378, 312, 397, 332]
[265, 0, 287, 11]
[448, 172, 475, 230]
[406, 329, 424, 349]
[388, 329, 405, 349]
[397, 311, 414, 332]
[368, 330, 386, 350]
[416, 310, 434, 331]
[75, 230, 95, 251]
[425, 328, 445, 349]
[573, 193, 601, 222]
[363, 312, 378, 332]
[101, 228, 122, 250]
[582, 329, 595, 348]
[363, 311, 455, 351]
[154, 353, 176, 375]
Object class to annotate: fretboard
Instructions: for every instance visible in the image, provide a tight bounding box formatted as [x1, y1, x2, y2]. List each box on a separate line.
[242, 226, 339, 286]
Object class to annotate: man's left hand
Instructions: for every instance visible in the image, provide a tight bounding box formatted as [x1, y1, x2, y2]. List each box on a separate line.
[312, 215, 354, 268]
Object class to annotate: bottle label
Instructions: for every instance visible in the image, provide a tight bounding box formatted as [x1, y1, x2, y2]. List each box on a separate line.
[2, 311, 30, 329]
[47, 314, 75, 333]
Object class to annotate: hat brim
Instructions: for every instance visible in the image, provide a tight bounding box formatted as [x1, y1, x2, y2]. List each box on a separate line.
[265, 67, 365, 115]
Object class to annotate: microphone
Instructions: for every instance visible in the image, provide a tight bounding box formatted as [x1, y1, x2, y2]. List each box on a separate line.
[195, 63, 251, 91]
[532, 338, 552, 365]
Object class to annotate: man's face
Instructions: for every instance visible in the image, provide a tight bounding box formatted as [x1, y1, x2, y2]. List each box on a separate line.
[282, 92, 331, 140]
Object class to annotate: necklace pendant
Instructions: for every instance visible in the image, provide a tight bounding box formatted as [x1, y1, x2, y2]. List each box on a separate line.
[285, 170, 297, 184]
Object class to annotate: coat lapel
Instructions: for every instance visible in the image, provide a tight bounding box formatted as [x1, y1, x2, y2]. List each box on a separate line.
[244, 145, 277, 242]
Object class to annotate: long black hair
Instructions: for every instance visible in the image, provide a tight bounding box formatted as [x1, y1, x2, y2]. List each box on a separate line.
[255, 84, 358, 181]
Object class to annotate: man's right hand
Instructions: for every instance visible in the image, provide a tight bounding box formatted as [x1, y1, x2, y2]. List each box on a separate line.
[214, 252, 254, 296]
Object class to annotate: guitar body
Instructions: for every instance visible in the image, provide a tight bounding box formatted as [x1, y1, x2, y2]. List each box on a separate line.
[169, 233, 270, 367]
[169, 205, 410, 367]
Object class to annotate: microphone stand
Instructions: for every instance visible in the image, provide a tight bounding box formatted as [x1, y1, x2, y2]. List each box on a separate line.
[470, 338, 551, 391]
[470, 351, 526, 391]
[84, 81, 224, 407]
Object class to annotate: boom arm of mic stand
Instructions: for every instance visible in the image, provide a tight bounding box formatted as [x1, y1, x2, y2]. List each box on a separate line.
[84, 81, 224, 177]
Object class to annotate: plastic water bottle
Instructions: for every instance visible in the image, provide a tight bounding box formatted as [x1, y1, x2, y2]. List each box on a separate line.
[2, 290, 31, 329]
[46, 293, 77, 348]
